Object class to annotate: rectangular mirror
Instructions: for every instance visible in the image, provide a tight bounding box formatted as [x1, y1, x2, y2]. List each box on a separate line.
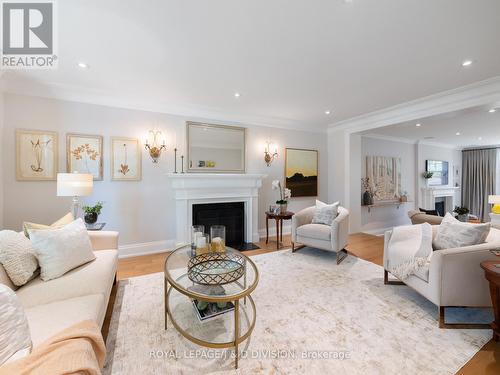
[187, 122, 246, 173]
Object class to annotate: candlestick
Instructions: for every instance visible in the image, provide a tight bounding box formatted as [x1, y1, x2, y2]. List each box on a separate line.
[174, 148, 178, 173]
[181, 155, 185, 173]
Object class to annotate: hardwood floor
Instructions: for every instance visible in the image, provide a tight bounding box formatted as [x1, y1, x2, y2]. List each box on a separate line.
[108, 233, 499, 374]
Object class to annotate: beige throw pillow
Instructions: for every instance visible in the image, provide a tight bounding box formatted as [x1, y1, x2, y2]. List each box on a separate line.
[433, 213, 491, 250]
[312, 200, 339, 225]
[29, 219, 96, 281]
[0, 230, 39, 286]
[0, 284, 32, 365]
[23, 212, 74, 238]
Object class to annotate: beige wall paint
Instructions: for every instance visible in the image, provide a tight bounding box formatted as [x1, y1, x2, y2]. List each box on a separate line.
[2, 93, 327, 251]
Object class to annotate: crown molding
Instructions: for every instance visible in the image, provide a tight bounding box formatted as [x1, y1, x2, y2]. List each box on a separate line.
[328, 75, 500, 134]
[0, 73, 326, 134]
[416, 140, 462, 150]
[361, 133, 417, 145]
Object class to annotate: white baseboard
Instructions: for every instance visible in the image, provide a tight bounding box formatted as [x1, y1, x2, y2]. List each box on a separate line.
[118, 239, 176, 259]
[258, 224, 291, 239]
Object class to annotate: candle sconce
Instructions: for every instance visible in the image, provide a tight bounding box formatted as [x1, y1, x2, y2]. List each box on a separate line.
[144, 130, 166, 163]
[264, 141, 278, 167]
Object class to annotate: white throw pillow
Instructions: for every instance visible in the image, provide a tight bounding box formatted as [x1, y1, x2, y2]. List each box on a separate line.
[0, 284, 32, 365]
[29, 219, 96, 281]
[433, 213, 491, 250]
[312, 200, 339, 225]
[0, 230, 39, 286]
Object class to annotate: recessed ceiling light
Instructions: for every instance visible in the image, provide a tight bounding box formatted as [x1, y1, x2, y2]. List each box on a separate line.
[325, 110, 331, 115]
[77, 62, 88, 69]
[489, 108, 497, 113]
[234, 92, 241, 98]
[462, 60, 473, 67]
[456, 132, 461, 136]
[415, 123, 421, 127]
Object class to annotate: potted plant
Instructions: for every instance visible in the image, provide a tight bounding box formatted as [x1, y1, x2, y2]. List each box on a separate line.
[361, 177, 374, 206]
[453, 206, 470, 222]
[399, 190, 408, 202]
[272, 180, 291, 213]
[82, 201, 104, 225]
[423, 171, 433, 187]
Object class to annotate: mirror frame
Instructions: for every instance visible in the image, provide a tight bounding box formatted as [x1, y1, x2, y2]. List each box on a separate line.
[186, 121, 246, 173]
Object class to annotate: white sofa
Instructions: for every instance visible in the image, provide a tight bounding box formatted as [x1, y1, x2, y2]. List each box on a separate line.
[291, 205, 350, 264]
[384, 225, 500, 328]
[0, 231, 118, 347]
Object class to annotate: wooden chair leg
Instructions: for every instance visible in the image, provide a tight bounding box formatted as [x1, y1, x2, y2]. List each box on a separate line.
[291, 242, 295, 252]
[336, 249, 348, 265]
[384, 270, 405, 285]
[439, 306, 491, 329]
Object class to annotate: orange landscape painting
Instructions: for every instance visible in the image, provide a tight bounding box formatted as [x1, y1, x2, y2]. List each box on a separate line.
[285, 148, 318, 197]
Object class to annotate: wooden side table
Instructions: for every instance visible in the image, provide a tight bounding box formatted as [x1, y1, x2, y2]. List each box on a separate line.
[265, 211, 294, 250]
[480, 260, 500, 341]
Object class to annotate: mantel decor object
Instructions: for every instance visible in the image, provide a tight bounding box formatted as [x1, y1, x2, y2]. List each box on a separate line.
[174, 148, 178, 173]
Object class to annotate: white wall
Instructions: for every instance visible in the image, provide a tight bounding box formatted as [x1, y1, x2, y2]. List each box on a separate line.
[2, 93, 327, 254]
[357, 136, 416, 234]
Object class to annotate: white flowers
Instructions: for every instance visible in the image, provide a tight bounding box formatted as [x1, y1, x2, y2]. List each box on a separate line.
[272, 180, 291, 202]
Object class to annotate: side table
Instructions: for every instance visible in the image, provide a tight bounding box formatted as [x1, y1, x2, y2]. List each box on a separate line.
[265, 211, 294, 250]
[480, 260, 500, 341]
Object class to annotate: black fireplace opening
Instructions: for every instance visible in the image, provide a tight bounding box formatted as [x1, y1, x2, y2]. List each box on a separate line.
[435, 200, 445, 217]
[192, 202, 259, 251]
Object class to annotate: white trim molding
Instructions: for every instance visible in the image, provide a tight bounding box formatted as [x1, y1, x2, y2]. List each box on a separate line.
[328, 75, 500, 134]
[118, 239, 177, 259]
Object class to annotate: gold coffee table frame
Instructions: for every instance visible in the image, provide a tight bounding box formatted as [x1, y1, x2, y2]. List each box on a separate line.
[164, 246, 259, 369]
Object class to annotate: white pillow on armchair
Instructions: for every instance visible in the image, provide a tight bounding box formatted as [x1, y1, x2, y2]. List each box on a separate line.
[312, 200, 339, 226]
[28, 219, 96, 281]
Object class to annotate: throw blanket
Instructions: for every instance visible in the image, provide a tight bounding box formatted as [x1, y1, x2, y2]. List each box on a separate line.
[387, 223, 433, 280]
[0, 320, 105, 375]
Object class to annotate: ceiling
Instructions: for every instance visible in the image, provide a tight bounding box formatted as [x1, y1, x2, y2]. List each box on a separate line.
[361, 104, 500, 148]
[4, 0, 500, 131]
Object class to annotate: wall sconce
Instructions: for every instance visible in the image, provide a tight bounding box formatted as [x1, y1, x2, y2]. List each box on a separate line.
[144, 130, 166, 163]
[264, 141, 278, 167]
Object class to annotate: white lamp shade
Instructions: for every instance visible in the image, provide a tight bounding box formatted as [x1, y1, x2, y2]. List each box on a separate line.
[57, 173, 93, 197]
[488, 195, 500, 204]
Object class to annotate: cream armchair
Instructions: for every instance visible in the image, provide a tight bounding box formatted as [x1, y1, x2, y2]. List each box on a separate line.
[291, 206, 350, 264]
[384, 226, 500, 328]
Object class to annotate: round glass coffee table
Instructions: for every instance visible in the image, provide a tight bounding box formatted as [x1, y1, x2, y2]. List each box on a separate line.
[164, 245, 259, 369]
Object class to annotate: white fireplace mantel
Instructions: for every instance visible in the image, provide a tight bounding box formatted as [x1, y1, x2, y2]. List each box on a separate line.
[167, 173, 267, 245]
[421, 186, 460, 213]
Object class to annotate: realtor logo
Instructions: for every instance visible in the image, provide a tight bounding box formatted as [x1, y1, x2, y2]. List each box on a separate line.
[1, 0, 57, 69]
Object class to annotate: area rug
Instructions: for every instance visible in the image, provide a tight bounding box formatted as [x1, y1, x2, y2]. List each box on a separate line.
[104, 248, 492, 374]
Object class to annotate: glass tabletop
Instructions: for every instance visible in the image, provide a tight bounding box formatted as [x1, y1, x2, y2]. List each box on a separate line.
[164, 245, 259, 302]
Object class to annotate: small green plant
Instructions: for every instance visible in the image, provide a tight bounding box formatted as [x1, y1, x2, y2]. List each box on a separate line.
[82, 201, 104, 215]
[422, 171, 434, 179]
[453, 206, 470, 216]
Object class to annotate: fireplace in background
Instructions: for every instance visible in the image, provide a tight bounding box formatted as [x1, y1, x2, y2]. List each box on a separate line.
[192, 202, 248, 249]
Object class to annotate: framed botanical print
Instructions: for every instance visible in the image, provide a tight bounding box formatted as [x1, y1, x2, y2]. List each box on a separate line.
[111, 137, 141, 181]
[16, 129, 58, 181]
[67, 133, 103, 180]
[285, 148, 318, 197]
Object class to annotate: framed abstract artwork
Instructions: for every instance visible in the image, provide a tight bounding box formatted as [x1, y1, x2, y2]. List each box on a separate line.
[285, 148, 318, 197]
[16, 129, 58, 181]
[67, 133, 103, 180]
[111, 137, 142, 181]
[365, 156, 401, 201]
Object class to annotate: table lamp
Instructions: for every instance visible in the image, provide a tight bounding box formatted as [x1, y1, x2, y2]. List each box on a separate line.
[488, 195, 500, 214]
[57, 173, 93, 219]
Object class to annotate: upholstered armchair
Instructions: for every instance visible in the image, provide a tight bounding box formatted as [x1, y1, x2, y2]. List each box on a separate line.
[384, 225, 500, 328]
[291, 206, 350, 264]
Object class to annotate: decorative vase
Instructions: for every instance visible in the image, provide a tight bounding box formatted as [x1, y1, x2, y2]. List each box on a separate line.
[457, 214, 469, 222]
[84, 212, 98, 224]
[362, 191, 373, 206]
[279, 203, 288, 214]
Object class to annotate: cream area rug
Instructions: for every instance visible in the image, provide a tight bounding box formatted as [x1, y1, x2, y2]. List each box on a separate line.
[104, 248, 492, 375]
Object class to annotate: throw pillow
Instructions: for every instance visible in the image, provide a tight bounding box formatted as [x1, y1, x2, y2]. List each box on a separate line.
[433, 213, 491, 250]
[29, 219, 95, 281]
[0, 284, 32, 365]
[0, 230, 39, 286]
[23, 212, 74, 238]
[312, 200, 339, 225]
